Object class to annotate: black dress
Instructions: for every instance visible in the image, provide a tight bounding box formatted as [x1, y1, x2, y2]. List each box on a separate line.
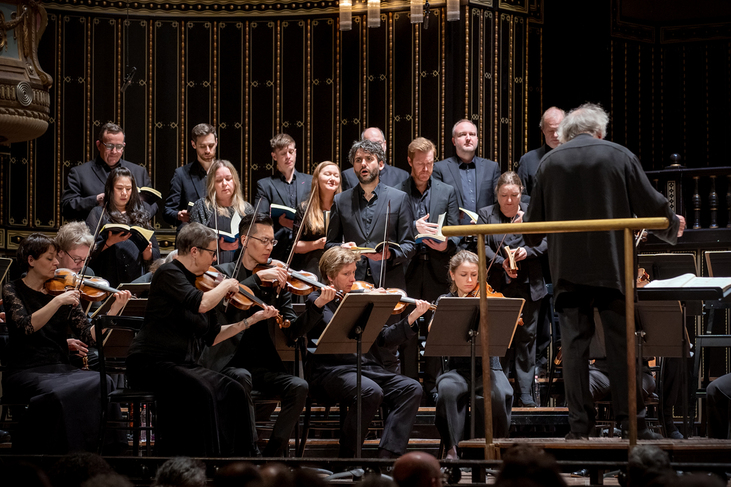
[291, 204, 327, 278]
[125, 260, 254, 456]
[86, 205, 161, 287]
[1, 279, 116, 454]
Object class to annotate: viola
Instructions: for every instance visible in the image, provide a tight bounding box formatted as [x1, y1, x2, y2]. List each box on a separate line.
[195, 266, 291, 329]
[254, 259, 345, 299]
[350, 281, 437, 315]
[464, 283, 524, 326]
[44, 268, 119, 302]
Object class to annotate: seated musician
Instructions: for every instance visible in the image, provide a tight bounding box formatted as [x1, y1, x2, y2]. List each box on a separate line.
[125, 223, 256, 457]
[432, 250, 513, 460]
[305, 246, 430, 458]
[199, 212, 334, 457]
[2, 233, 131, 453]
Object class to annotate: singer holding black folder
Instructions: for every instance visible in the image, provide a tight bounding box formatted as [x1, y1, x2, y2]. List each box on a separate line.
[87, 166, 160, 287]
[432, 250, 513, 460]
[305, 246, 429, 458]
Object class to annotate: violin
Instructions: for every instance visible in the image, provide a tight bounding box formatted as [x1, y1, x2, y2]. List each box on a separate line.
[44, 268, 120, 302]
[464, 283, 524, 326]
[253, 259, 344, 299]
[195, 266, 291, 329]
[350, 281, 437, 315]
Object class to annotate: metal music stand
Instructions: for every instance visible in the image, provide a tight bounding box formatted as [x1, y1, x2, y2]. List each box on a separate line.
[424, 296, 524, 438]
[313, 292, 400, 458]
[0, 257, 12, 283]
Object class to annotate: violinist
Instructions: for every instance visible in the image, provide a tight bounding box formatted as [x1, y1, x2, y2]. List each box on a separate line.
[125, 223, 256, 456]
[86, 167, 161, 287]
[433, 250, 513, 460]
[190, 159, 254, 264]
[477, 171, 547, 407]
[199, 212, 334, 457]
[305, 246, 429, 459]
[291, 160, 342, 278]
[325, 139, 415, 290]
[2, 233, 131, 453]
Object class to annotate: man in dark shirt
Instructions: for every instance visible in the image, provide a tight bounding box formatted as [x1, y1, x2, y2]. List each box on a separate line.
[341, 127, 410, 191]
[255, 134, 313, 262]
[61, 123, 156, 221]
[526, 103, 686, 440]
[326, 139, 415, 291]
[163, 123, 217, 232]
[199, 213, 336, 457]
[432, 119, 500, 249]
[517, 106, 565, 198]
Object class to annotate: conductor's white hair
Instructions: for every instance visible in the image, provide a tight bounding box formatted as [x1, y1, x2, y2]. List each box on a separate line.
[557, 103, 609, 144]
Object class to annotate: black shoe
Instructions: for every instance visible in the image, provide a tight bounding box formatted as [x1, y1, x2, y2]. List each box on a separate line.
[667, 429, 684, 440]
[565, 431, 589, 440]
[519, 394, 537, 408]
[623, 428, 663, 440]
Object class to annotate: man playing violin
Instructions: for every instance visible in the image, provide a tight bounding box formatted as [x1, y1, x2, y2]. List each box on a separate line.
[199, 212, 336, 457]
[304, 246, 430, 459]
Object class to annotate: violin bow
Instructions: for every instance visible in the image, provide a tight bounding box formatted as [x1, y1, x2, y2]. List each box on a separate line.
[67, 206, 107, 319]
[213, 201, 221, 263]
[227, 198, 263, 312]
[279, 190, 316, 298]
[378, 200, 391, 289]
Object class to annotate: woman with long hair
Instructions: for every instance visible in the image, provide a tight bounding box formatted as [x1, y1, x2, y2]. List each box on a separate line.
[432, 250, 514, 459]
[87, 166, 160, 287]
[2, 233, 130, 453]
[291, 161, 341, 277]
[190, 159, 253, 264]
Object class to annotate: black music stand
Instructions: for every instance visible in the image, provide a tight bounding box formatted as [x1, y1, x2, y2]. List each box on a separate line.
[313, 292, 400, 458]
[0, 257, 12, 283]
[424, 296, 524, 438]
[705, 251, 731, 278]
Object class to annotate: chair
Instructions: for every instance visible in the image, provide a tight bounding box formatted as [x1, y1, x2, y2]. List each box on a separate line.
[95, 315, 157, 456]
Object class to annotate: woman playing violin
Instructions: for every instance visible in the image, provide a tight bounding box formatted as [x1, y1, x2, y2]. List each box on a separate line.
[291, 161, 342, 278]
[190, 159, 254, 264]
[477, 171, 547, 408]
[125, 223, 257, 457]
[2, 233, 132, 453]
[432, 250, 514, 460]
[86, 167, 161, 287]
[199, 212, 332, 457]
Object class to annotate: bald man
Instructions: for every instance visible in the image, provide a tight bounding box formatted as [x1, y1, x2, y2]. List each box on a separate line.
[517, 106, 565, 197]
[393, 451, 443, 487]
[341, 127, 410, 190]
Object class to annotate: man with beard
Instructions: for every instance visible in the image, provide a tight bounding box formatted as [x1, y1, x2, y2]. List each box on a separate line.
[341, 127, 410, 190]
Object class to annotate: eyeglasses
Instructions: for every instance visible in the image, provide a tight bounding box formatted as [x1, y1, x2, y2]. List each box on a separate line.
[102, 143, 125, 152]
[196, 247, 217, 256]
[68, 256, 85, 265]
[249, 236, 278, 247]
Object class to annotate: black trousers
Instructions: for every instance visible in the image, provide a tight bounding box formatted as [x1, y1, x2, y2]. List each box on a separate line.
[706, 373, 731, 439]
[434, 358, 513, 450]
[309, 363, 422, 455]
[223, 366, 308, 456]
[556, 284, 647, 435]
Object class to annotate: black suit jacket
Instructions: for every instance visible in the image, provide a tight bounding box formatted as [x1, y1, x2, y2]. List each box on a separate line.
[325, 183, 415, 290]
[432, 155, 501, 220]
[163, 160, 208, 229]
[517, 144, 550, 197]
[62, 157, 156, 221]
[397, 177, 460, 302]
[254, 170, 313, 261]
[341, 164, 410, 191]
[477, 202, 547, 302]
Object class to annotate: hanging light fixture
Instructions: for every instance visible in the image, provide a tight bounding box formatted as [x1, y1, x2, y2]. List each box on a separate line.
[446, 0, 460, 21]
[410, 0, 423, 24]
[340, 0, 352, 31]
[367, 0, 380, 28]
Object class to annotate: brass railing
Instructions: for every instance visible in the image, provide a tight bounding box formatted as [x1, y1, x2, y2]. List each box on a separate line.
[441, 217, 671, 458]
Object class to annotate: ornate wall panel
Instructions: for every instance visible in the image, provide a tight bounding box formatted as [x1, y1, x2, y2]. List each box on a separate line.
[2, 0, 539, 241]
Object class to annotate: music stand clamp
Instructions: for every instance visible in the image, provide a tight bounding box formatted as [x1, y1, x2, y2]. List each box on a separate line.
[314, 292, 400, 458]
[425, 297, 523, 440]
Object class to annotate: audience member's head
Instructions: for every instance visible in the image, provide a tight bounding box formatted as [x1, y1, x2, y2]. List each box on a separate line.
[362, 473, 398, 487]
[152, 457, 207, 487]
[393, 451, 443, 487]
[621, 445, 674, 487]
[0, 460, 52, 487]
[81, 472, 134, 487]
[291, 468, 328, 487]
[669, 473, 725, 487]
[259, 463, 294, 487]
[213, 462, 262, 487]
[494, 445, 566, 487]
[48, 453, 114, 487]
